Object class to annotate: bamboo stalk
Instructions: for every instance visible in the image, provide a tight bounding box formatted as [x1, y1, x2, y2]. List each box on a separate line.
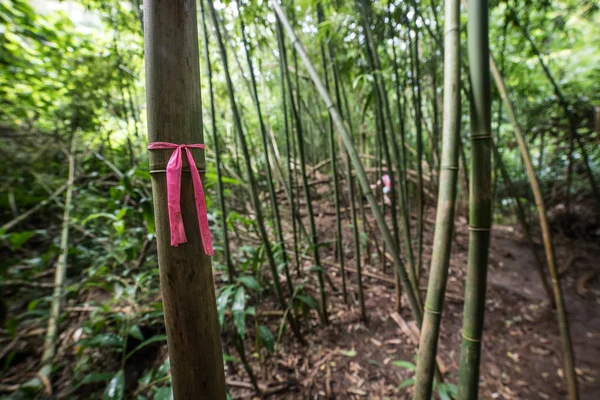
[207, 0, 305, 344]
[410, 10, 425, 284]
[275, 16, 329, 324]
[329, 40, 366, 319]
[357, 0, 407, 309]
[387, 0, 417, 302]
[271, 0, 424, 325]
[489, 53, 579, 400]
[492, 143, 554, 306]
[143, 1, 227, 397]
[414, 0, 461, 396]
[199, 0, 234, 281]
[317, 4, 346, 303]
[236, 0, 294, 295]
[1, 184, 67, 233]
[37, 134, 76, 388]
[457, 0, 493, 397]
[276, 19, 302, 278]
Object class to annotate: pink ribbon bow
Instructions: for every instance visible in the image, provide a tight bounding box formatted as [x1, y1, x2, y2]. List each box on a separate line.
[147, 142, 214, 256]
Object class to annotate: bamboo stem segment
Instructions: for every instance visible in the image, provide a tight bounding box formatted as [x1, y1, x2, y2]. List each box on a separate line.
[143, 1, 226, 397]
[458, 0, 493, 397]
[414, 0, 461, 396]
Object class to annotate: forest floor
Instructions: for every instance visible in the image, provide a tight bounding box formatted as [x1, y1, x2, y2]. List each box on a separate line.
[1, 184, 600, 399]
[223, 189, 600, 399]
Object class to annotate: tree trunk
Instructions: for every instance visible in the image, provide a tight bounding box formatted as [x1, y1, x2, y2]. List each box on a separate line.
[143, 1, 227, 397]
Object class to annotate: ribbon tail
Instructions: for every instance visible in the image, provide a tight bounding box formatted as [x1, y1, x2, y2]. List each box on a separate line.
[185, 148, 214, 256]
[166, 147, 188, 246]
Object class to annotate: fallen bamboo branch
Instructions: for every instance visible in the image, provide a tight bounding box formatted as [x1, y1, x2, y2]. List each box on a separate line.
[0, 280, 54, 289]
[19, 134, 77, 394]
[1, 184, 67, 233]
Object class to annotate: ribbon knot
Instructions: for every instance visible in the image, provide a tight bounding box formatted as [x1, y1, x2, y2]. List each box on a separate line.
[148, 142, 214, 256]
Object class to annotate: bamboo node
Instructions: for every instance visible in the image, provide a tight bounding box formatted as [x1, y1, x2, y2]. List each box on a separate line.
[150, 168, 206, 174]
[461, 331, 481, 343]
[468, 226, 491, 232]
[424, 306, 441, 315]
[440, 165, 459, 171]
[444, 27, 460, 35]
[470, 135, 493, 141]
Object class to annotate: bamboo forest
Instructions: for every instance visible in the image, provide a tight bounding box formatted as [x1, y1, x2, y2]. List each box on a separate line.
[2, 0, 600, 398]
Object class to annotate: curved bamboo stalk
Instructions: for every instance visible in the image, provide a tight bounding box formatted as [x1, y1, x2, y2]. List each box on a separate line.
[490, 53, 579, 400]
[492, 143, 554, 306]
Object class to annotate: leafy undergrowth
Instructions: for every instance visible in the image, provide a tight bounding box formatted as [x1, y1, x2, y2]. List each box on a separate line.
[2, 176, 600, 399]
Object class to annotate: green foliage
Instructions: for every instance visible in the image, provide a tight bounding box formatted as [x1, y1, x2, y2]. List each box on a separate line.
[258, 324, 275, 353]
[392, 357, 457, 398]
[1, 0, 599, 397]
[104, 369, 125, 400]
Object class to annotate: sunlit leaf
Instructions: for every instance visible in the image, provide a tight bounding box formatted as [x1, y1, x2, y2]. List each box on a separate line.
[232, 286, 246, 338]
[103, 370, 124, 400]
[258, 324, 274, 353]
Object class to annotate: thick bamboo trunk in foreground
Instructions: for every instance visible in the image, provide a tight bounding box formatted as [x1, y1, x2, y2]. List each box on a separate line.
[414, 0, 461, 396]
[143, 1, 226, 398]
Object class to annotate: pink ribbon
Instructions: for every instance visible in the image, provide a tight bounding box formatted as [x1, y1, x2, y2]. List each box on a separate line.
[147, 142, 214, 256]
[382, 174, 391, 190]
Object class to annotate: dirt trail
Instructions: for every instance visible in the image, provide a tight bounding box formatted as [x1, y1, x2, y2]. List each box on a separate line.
[228, 204, 600, 399]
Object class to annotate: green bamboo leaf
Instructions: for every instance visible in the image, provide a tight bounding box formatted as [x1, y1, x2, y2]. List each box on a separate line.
[258, 324, 274, 353]
[232, 286, 246, 338]
[82, 212, 117, 225]
[236, 276, 260, 292]
[391, 360, 416, 371]
[5, 231, 35, 250]
[74, 372, 113, 390]
[295, 294, 318, 310]
[399, 378, 415, 389]
[216, 285, 235, 327]
[103, 370, 125, 400]
[153, 386, 174, 400]
[81, 333, 123, 348]
[128, 325, 144, 341]
[125, 335, 167, 361]
[436, 383, 457, 400]
[340, 349, 356, 357]
[307, 265, 325, 273]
